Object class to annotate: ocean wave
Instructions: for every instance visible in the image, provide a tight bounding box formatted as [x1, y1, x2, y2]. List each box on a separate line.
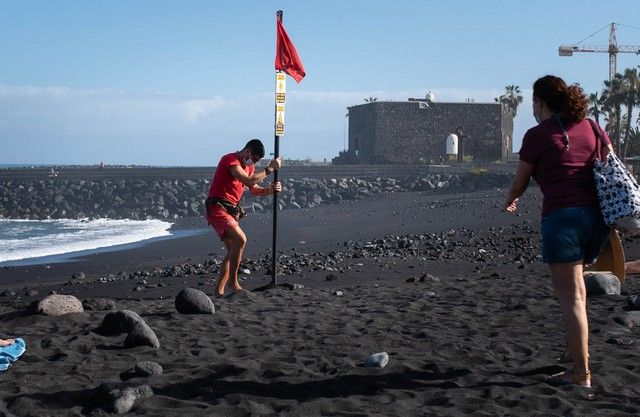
[0, 218, 173, 263]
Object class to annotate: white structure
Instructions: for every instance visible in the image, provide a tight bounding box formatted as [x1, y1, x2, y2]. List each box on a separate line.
[426, 91, 436, 103]
[446, 133, 458, 155]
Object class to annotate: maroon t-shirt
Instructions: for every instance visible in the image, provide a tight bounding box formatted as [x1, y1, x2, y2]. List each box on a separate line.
[519, 118, 611, 216]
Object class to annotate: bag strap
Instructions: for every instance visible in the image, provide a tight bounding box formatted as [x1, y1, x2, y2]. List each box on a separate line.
[587, 118, 605, 160]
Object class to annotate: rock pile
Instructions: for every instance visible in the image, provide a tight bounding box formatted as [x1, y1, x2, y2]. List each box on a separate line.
[0, 173, 511, 220]
[59, 222, 540, 287]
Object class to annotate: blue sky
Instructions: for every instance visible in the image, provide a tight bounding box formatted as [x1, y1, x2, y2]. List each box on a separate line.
[1, 0, 639, 166]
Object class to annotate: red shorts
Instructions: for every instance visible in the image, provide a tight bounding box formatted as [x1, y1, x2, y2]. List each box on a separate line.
[205, 204, 239, 240]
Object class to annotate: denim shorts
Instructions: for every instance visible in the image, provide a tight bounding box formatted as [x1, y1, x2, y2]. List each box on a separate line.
[540, 206, 611, 264]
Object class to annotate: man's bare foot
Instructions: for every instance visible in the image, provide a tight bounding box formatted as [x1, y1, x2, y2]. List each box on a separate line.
[625, 260, 640, 274]
[233, 285, 243, 292]
[0, 339, 15, 347]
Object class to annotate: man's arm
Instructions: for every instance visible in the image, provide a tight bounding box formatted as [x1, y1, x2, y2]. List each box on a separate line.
[249, 181, 282, 196]
[229, 157, 282, 187]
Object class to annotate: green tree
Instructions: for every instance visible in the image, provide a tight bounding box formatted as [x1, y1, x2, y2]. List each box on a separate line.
[494, 85, 524, 117]
[625, 126, 640, 157]
[621, 67, 640, 158]
[364, 97, 378, 103]
[602, 73, 625, 154]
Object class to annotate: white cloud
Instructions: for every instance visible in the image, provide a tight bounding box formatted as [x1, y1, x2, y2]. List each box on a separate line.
[180, 97, 228, 124]
[0, 84, 532, 165]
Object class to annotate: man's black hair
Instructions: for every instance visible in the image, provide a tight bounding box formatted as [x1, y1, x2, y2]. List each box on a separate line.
[244, 139, 265, 159]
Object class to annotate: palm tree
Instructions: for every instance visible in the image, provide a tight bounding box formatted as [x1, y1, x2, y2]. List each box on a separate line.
[588, 92, 605, 126]
[602, 73, 625, 154]
[494, 85, 523, 117]
[364, 97, 378, 103]
[621, 67, 640, 158]
[626, 126, 640, 157]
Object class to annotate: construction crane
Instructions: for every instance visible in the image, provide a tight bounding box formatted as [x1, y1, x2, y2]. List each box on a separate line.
[559, 23, 640, 81]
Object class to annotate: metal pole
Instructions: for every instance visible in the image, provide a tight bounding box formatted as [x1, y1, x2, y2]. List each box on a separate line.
[270, 10, 283, 286]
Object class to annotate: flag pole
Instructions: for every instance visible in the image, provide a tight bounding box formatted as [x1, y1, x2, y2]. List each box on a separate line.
[270, 9, 284, 287]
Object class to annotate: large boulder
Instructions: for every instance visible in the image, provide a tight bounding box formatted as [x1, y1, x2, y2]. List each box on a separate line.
[584, 272, 621, 296]
[124, 321, 160, 349]
[36, 294, 84, 316]
[97, 310, 146, 335]
[97, 310, 160, 349]
[175, 288, 215, 314]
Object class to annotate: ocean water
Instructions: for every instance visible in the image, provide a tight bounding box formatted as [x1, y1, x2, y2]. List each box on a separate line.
[0, 218, 174, 265]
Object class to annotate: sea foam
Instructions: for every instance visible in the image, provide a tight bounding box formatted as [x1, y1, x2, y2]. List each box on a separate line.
[0, 218, 173, 264]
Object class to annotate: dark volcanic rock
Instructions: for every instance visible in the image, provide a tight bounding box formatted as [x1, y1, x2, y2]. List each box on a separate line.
[98, 383, 154, 414]
[98, 311, 160, 349]
[97, 310, 146, 335]
[625, 295, 640, 311]
[124, 321, 160, 349]
[36, 294, 84, 316]
[175, 288, 215, 314]
[135, 361, 163, 377]
[584, 272, 621, 296]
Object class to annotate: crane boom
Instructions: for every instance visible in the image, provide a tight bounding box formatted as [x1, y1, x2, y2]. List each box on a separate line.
[558, 23, 640, 80]
[559, 44, 640, 55]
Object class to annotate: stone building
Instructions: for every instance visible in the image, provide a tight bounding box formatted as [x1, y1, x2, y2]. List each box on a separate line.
[334, 98, 513, 164]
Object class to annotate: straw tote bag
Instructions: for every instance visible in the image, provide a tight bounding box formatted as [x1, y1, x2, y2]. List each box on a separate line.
[590, 119, 640, 234]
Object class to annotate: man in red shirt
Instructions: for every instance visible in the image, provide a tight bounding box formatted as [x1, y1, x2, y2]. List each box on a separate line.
[206, 139, 282, 296]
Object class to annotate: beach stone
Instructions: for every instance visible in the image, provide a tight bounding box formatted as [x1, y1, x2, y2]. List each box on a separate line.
[83, 298, 116, 311]
[135, 361, 163, 377]
[124, 321, 160, 349]
[614, 311, 640, 328]
[175, 288, 215, 314]
[624, 295, 640, 311]
[606, 336, 634, 346]
[71, 272, 86, 280]
[363, 352, 389, 368]
[36, 294, 84, 316]
[103, 384, 154, 414]
[584, 272, 621, 296]
[98, 310, 146, 335]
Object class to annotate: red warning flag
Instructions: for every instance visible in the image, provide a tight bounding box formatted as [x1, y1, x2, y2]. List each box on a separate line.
[275, 16, 306, 83]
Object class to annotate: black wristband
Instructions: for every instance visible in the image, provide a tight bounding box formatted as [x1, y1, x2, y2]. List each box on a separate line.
[265, 167, 273, 175]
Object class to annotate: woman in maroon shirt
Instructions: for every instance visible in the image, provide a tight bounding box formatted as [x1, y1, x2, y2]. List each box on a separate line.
[505, 75, 612, 388]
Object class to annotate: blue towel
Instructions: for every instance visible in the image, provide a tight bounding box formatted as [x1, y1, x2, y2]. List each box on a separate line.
[0, 338, 26, 370]
[0, 356, 9, 371]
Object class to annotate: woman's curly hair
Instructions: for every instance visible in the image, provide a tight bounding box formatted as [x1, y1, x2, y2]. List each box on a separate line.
[533, 75, 588, 122]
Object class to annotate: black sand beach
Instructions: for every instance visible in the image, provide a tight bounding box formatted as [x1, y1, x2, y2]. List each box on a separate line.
[2, 184, 640, 416]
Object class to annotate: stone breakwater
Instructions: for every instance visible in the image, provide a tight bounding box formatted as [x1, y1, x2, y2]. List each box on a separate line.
[0, 172, 512, 220]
